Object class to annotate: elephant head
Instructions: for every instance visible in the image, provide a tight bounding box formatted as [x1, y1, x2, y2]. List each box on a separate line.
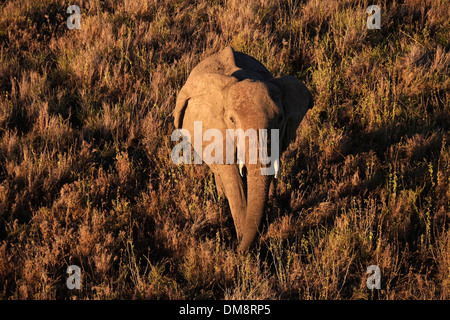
[173, 46, 313, 251]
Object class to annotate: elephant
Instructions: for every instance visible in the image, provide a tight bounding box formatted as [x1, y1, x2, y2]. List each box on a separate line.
[173, 46, 313, 251]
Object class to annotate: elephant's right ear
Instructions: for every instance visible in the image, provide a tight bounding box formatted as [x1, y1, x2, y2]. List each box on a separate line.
[174, 89, 189, 129]
[269, 75, 313, 151]
[174, 73, 238, 129]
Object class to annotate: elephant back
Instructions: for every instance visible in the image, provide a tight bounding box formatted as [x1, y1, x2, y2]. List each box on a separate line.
[190, 46, 273, 81]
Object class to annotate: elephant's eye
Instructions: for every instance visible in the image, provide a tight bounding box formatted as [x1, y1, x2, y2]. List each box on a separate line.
[229, 116, 236, 124]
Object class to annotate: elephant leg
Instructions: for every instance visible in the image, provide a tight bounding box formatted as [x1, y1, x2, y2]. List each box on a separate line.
[269, 178, 277, 202]
[268, 179, 277, 206]
[214, 173, 225, 197]
[211, 164, 246, 241]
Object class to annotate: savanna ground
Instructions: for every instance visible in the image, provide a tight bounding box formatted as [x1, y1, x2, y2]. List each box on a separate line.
[0, 0, 449, 300]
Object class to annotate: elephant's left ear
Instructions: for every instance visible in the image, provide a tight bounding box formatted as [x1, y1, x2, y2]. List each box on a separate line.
[269, 75, 313, 151]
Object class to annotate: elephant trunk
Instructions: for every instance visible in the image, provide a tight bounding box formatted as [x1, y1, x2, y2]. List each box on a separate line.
[238, 166, 271, 252]
[213, 164, 247, 239]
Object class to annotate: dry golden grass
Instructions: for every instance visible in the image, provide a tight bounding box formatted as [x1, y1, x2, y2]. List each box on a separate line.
[0, 0, 449, 299]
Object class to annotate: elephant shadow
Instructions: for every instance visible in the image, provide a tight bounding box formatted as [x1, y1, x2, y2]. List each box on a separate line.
[259, 118, 444, 250]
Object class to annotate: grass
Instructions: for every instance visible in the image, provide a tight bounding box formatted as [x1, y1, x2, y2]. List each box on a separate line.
[0, 0, 449, 299]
